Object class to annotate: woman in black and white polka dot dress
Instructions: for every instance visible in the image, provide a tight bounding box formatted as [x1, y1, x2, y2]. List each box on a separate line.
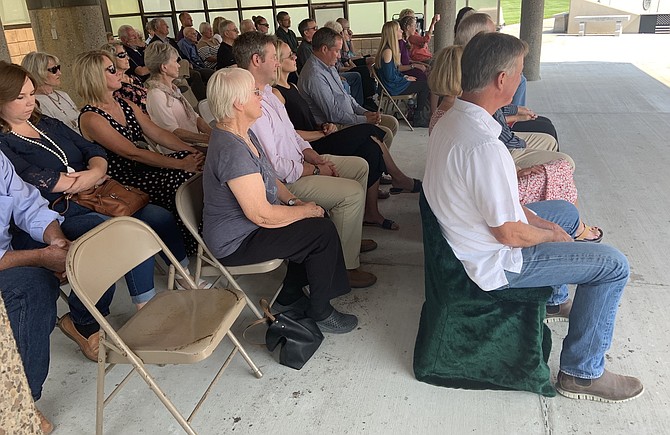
[75, 49, 205, 255]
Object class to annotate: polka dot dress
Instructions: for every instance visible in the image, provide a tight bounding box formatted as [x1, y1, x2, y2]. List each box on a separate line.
[81, 98, 197, 255]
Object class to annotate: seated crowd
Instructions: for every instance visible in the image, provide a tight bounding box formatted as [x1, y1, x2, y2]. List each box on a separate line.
[0, 7, 641, 434]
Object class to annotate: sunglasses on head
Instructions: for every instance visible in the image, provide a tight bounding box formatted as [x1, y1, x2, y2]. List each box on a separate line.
[105, 64, 117, 74]
[47, 64, 61, 74]
[115, 52, 128, 59]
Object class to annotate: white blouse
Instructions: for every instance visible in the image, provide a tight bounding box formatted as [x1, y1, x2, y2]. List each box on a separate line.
[35, 91, 80, 133]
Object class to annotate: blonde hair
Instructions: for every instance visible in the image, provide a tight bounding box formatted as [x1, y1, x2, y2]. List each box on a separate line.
[274, 39, 290, 85]
[20, 51, 59, 88]
[72, 50, 115, 105]
[454, 13, 494, 46]
[428, 45, 463, 97]
[144, 42, 178, 77]
[99, 42, 124, 68]
[212, 17, 226, 36]
[399, 8, 415, 19]
[375, 21, 401, 67]
[207, 68, 255, 122]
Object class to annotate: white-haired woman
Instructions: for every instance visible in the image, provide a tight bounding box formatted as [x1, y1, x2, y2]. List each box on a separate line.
[204, 68, 357, 333]
[21, 52, 80, 132]
[144, 42, 212, 145]
[197, 22, 219, 69]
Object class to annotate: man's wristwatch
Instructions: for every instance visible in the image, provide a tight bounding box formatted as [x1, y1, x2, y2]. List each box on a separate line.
[312, 165, 320, 176]
[287, 198, 298, 206]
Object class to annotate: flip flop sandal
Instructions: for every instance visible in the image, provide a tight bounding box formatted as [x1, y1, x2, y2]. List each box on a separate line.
[378, 189, 390, 200]
[574, 225, 603, 243]
[363, 218, 399, 231]
[390, 178, 422, 195]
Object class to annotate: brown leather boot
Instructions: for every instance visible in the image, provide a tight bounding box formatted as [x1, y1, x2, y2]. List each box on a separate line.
[37, 409, 53, 434]
[556, 370, 644, 403]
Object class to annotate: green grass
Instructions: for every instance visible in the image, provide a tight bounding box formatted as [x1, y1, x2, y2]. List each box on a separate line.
[500, 0, 571, 25]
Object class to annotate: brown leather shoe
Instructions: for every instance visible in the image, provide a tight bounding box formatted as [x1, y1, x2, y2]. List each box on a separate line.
[360, 239, 378, 253]
[545, 298, 572, 323]
[556, 370, 644, 403]
[347, 268, 377, 288]
[37, 409, 53, 434]
[57, 313, 100, 362]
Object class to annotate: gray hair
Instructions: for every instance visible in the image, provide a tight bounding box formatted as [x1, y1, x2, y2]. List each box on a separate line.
[218, 19, 234, 35]
[232, 31, 276, 69]
[207, 68, 255, 121]
[148, 18, 164, 33]
[199, 22, 211, 34]
[240, 19, 255, 34]
[99, 41, 124, 65]
[323, 20, 343, 34]
[117, 25, 134, 42]
[20, 51, 59, 88]
[144, 42, 179, 77]
[454, 13, 495, 46]
[460, 32, 528, 93]
[312, 27, 341, 51]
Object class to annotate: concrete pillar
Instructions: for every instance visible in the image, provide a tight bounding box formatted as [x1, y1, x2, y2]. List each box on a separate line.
[26, 0, 107, 104]
[433, 0, 457, 53]
[519, 0, 544, 81]
[0, 17, 11, 62]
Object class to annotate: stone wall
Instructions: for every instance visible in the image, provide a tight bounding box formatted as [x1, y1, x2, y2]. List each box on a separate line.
[5, 27, 37, 65]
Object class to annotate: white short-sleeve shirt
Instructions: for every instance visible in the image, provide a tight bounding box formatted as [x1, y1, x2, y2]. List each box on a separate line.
[424, 98, 527, 290]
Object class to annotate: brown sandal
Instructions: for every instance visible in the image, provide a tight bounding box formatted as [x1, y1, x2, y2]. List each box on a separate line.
[575, 224, 603, 243]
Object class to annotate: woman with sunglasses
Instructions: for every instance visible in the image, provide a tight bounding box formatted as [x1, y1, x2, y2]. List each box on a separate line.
[100, 41, 148, 112]
[204, 68, 358, 333]
[253, 15, 270, 34]
[144, 43, 212, 145]
[74, 50, 205, 255]
[0, 61, 190, 363]
[21, 52, 80, 132]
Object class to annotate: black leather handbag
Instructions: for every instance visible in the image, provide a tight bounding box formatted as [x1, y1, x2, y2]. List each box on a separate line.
[261, 299, 324, 370]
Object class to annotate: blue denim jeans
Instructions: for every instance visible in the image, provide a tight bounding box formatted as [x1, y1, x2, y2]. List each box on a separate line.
[12, 202, 187, 326]
[342, 71, 364, 105]
[501, 200, 629, 379]
[0, 267, 60, 401]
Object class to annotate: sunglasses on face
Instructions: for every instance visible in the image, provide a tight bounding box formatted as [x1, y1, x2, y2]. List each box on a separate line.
[259, 23, 269, 27]
[176, 57, 182, 63]
[105, 64, 117, 74]
[47, 64, 61, 74]
[115, 52, 128, 59]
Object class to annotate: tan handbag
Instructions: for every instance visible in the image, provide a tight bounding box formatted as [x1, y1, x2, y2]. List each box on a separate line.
[52, 179, 150, 217]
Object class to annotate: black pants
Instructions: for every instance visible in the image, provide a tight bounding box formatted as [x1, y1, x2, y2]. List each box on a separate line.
[218, 218, 350, 320]
[311, 123, 386, 189]
[187, 69, 206, 100]
[511, 115, 559, 144]
[402, 81, 430, 114]
[350, 65, 376, 100]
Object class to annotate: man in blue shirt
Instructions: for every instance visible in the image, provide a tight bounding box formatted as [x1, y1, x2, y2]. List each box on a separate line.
[0, 151, 70, 432]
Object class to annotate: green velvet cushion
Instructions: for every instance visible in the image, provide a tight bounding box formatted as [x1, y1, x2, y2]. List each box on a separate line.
[413, 191, 556, 397]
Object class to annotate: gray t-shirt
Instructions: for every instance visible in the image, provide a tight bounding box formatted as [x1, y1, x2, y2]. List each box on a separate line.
[203, 128, 280, 259]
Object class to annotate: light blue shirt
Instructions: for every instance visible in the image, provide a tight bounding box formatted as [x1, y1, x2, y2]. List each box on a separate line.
[297, 55, 367, 126]
[0, 151, 63, 260]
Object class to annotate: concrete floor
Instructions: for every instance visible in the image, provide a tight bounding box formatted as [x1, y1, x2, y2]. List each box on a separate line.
[41, 32, 670, 434]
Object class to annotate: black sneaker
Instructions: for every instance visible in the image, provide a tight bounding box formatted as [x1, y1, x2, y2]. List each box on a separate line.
[316, 309, 358, 334]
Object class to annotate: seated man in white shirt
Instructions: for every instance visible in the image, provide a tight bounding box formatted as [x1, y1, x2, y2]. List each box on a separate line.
[232, 31, 377, 289]
[424, 32, 642, 403]
[298, 27, 399, 150]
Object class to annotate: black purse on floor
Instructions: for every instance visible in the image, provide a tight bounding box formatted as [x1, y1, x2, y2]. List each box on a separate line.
[260, 299, 324, 370]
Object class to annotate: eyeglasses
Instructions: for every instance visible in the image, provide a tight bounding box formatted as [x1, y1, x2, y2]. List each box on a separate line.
[46, 64, 61, 74]
[227, 27, 239, 33]
[259, 23, 269, 27]
[306, 26, 318, 31]
[252, 87, 262, 96]
[115, 52, 128, 59]
[105, 64, 117, 74]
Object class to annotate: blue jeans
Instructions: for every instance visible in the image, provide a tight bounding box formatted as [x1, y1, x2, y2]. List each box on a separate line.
[512, 73, 527, 106]
[501, 200, 629, 379]
[12, 202, 187, 326]
[342, 71, 364, 105]
[1, 267, 60, 401]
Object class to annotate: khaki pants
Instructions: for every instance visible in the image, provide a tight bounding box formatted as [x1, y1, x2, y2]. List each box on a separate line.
[286, 154, 369, 270]
[511, 132, 575, 169]
[338, 114, 399, 149]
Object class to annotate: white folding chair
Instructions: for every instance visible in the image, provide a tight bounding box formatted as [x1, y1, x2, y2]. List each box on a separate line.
[66, 217, 262, 435]
[197, 99, 215, 127]
[371, 63, 416, 131]
[176, 173, 285, 319]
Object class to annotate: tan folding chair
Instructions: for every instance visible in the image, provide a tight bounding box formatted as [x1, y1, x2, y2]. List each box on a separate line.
[370, 63, 416, 131]
[65, 217, 262, 435]
[175, 173, 285, 319]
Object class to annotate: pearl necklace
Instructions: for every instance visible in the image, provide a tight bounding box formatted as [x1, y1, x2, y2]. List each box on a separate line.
[11, 120, 74, 173]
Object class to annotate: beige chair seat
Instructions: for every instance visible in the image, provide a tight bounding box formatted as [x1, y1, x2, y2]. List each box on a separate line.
[109, 288, 245, 365]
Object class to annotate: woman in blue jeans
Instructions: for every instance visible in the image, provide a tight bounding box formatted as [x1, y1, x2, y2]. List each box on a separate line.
[0, 61, 188, 361]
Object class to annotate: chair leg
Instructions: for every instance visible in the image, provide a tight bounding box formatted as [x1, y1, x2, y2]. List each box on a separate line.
[187, 347, 239, 423]
[390, 98, 414, 131]
[227, 331, 263, 379]
[96, 332, 106, 435]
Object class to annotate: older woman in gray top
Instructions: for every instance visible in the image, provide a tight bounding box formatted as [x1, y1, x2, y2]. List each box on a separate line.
[203, 68, 358, 333]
